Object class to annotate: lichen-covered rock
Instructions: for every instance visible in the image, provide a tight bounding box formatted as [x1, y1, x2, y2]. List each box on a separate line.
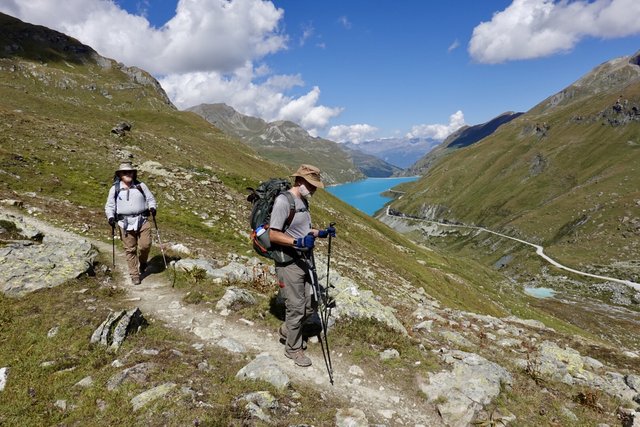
[110, 308, 147, 350]
[537, 341, 585, 379]
[439, 330, 473, 348]
[130, 383, 176, 411]
[175, 258, 255, 283]
[380, 348, 400, 360]
[236, 353, 289, 389]
[215, 287, 256, 312]
[418, 350, 512, 427]
[107, 362, 156, 391]
[0, 215, 96, 297]
[90, 308, 147, 350]
[236, 391, 278, 422]
[315, 259, 407, 334]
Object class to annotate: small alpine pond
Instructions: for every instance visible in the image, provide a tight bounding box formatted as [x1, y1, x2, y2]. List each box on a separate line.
[524, 287, 556, 299]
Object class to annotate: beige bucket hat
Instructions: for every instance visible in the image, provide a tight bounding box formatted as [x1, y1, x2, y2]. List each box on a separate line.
[291, 164, 324, 188]
[116, 161, 137, 174]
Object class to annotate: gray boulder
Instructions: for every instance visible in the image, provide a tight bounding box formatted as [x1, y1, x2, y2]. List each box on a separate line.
[130, 382, 176, 411]
[236, 353, 289, 389]
[236, 391, 279, 423]
[175, 259, 254, 283]
[215, 287, 256, 313]
[90, 308, 147, 350]
[315, 259, 407, 334]
[418, 350, 512, 427]
[0, 216, 96, 297]
[107, 362, 156, 391]
[111, 121, 131, 136]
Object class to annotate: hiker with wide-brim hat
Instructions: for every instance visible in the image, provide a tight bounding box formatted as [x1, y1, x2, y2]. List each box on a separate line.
[104, 161, 157, 285]
[267, 164, 335, 367]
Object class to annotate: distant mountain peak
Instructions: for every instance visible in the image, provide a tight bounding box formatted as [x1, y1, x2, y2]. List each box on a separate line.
[540, 51, 640, 112]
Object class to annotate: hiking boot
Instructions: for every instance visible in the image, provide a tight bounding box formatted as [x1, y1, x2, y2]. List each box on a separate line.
[285, 349, 311, 367]
[131, 276, 141, 285]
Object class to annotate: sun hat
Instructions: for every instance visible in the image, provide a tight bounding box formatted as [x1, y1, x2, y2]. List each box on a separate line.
[290, 164, 324, 188]
[116, 161, 137, 174]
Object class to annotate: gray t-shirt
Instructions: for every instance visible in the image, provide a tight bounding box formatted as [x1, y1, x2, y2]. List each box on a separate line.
[270, 192, 311, 239]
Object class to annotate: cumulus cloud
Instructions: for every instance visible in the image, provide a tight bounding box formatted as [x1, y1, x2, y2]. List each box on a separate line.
[5, 0, 286, 75]
[469, 0, 640, 64]
[2, 0, 344, 133]
[328, 124, 379, 143]
[161, 68, 341, 132]
[406, 111, 465, 140]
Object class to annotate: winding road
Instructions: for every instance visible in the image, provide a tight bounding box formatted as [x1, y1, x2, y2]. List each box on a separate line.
[385, 207, 640, 291]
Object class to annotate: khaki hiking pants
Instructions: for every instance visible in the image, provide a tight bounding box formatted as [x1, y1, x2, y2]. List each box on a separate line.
[276, 259, 317, 353]
[120, 220, 152, 282]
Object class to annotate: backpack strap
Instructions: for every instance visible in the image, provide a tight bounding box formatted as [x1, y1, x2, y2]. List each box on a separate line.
[114, 180, 146, 202]
[282, 191, 296, 231]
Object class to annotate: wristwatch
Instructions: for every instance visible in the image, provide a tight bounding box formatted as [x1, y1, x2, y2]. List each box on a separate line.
[292, 239, 296, 246]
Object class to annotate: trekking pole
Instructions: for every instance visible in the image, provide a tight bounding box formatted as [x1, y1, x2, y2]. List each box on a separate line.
[308, 250, 334, 385]
[314, 247, 334, 379]
[152, 215, 168, 269]
[325, 222, 336, 304]
[111, 224, 116, 268]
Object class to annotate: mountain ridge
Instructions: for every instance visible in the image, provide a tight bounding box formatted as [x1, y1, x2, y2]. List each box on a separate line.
[187, 102, 401, 181]
[343, 136, 441, 169]
[405, 111, 523, 176]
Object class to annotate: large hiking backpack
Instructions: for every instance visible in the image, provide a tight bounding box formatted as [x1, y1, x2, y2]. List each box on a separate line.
[247, 178, 298, 262]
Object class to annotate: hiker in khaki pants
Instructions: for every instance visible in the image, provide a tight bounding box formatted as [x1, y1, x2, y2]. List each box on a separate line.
[268, 164, 335, 367]
[104, 162, 157, 285]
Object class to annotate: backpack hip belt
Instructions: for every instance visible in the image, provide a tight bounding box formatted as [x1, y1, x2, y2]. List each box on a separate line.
[116, 209, 150, 220]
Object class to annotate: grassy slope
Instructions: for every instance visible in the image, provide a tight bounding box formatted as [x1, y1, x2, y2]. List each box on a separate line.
[187, 104, 364, 184]
[393, 77, 640, 274]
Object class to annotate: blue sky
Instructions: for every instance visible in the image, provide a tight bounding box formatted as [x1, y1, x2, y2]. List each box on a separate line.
[3, 0, 640, 142]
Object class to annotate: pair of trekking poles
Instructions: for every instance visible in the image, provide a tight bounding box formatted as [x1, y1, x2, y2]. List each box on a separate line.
[111, 214, 168, 270]
[303, 222, 336, 385]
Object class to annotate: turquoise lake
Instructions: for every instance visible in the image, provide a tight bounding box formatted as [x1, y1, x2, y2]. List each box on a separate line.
[326, 177, 419, 216]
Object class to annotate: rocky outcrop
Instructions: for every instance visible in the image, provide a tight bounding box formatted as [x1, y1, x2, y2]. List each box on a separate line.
[0, 213, 96, 297]
[516, 340, 640, 404]
[175, 258, 266, 284]
[418, 350, 513, 427]
[215, 287, 257, 314]
[234, 391, 279, 423]
[107, 362, 156, 391]
[90, 308, 148, 351]
[315, 257, 407, 334]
